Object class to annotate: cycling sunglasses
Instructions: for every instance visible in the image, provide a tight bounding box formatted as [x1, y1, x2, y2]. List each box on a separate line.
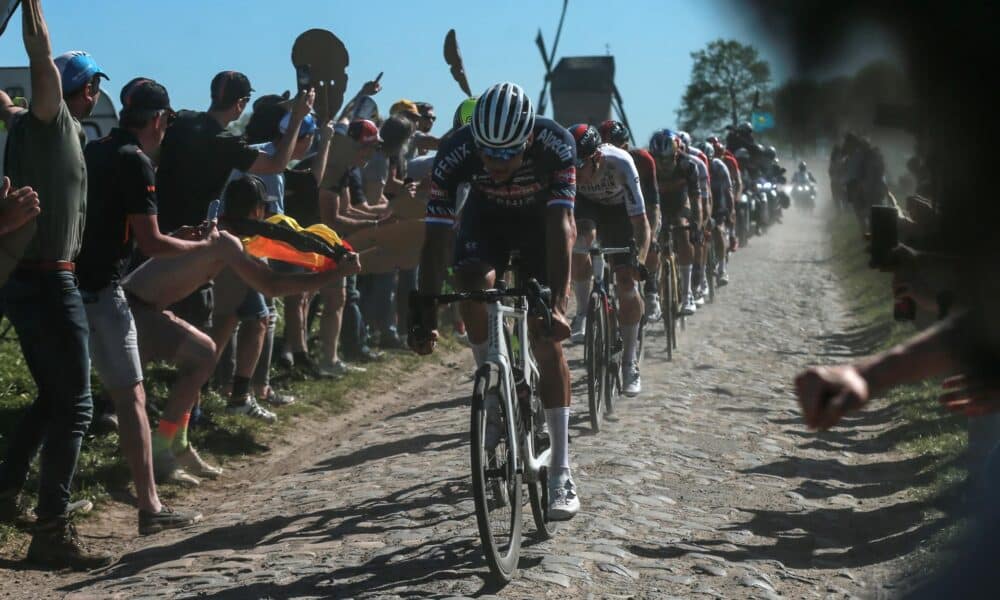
[477, 140, 527, 161]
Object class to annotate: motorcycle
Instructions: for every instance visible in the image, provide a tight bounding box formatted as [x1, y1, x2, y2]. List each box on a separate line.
[752, 180, 771, 235]
[736, 192, 751, 247]
[791, 182, 816, 212]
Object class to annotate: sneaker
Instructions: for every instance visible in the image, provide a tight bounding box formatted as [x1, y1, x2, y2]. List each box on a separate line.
[138, 505, 203, 536]
[226, 395, 278, 423]
[153, 452, 201, 488]
[680, 295, 697, 316]
[547, 475, 580, 521]
[378, 332, 405, 350]
[292, 354, 321, 379]
[174, 446, 223, 480]
[27, 518, 113, 571]
[570, 314, 586, 343]
[318, 360, 367, 378]
[717, 270, 729, 287]
[345, 346, 383, 363]
[261, 388, 296, 407]
[276, 351, 294, 370]
[623, 361, 641, 397]
[645, 294, 662, 322]
[483, 390, 503, 452]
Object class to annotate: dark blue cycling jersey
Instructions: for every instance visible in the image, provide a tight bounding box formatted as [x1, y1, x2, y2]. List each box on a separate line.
[425, 117, 577, 226]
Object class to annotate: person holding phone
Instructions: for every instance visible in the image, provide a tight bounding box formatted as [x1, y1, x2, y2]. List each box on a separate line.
[76, 77, 214, 533]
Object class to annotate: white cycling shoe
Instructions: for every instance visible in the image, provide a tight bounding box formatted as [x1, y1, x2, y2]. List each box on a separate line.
[680, 295, 697, 316]
[547, 474, 580, 521]
[623, 361, 641, 397]
[645, 294, 662, 322]
[570, 314, 587, 343]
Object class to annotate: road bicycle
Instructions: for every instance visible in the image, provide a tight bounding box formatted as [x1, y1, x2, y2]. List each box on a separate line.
[410, 278, 558, 582]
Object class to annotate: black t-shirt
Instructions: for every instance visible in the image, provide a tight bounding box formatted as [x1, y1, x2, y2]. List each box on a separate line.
[156, 110, 259, 233]
[283, 168, 321, 226]
[76, 128, 158, 292]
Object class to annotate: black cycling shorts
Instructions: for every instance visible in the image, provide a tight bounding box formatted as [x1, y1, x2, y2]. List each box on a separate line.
[454, 197, 549, 284]
[574, 197, 635, 267]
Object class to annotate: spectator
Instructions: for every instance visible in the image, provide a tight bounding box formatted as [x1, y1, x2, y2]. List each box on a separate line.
[121, 188, 361, 486]
[154, 70, 314, 338]
[0, 0, 112, 570]
[76, 77, 206, 533]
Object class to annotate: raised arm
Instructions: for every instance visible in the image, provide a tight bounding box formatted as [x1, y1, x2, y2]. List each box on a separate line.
[22, 0, 61, 123]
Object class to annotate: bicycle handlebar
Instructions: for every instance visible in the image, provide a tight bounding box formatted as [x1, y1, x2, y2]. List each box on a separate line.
[408, 279, 554, 341]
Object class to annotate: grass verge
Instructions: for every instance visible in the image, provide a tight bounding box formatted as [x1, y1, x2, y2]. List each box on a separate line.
[826, 210, 967, 500]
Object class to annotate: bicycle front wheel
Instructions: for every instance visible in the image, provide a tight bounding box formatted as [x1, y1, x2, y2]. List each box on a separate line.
[585, 292, 606, 433]
[470, 365, 523, 582]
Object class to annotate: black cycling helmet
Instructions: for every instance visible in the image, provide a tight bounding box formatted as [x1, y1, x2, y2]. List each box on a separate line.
[736, 121, 753, 136]
[765, 145, 778, 159]
[569, 124, 602, 166]
[598, 119, 629, 147]
[798, 160, 807, 171]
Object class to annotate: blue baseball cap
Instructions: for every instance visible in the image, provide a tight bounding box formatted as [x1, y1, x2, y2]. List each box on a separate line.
[280, 112, 318, 138]
[54, 51, 109, 95]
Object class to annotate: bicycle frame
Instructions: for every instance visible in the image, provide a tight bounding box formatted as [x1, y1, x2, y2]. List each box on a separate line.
[482, 298, 549, 482]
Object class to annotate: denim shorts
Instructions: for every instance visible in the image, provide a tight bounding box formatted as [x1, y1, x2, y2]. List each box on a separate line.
[236, 289, 270, 322]
[81, 284, 143, 390]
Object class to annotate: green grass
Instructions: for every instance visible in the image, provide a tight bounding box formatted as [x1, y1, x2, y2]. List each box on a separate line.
[0, 315, 460, 546]
[826, 211, 967, 500]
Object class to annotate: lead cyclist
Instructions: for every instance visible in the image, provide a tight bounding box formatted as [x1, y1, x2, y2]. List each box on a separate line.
[568, 124, 651, 396]
[409, 82, 581, 521]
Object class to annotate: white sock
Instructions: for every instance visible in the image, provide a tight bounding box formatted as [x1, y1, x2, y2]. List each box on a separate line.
[545, 407, 571, 477]
[573, 280, 591, 317]
[680, 265, 693, 300]
[471, 341, 488, 367]
[622, 323, 640, 365]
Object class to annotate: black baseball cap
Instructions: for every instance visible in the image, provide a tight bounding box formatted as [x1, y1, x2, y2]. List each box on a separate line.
[120, 77, 172, 112]
[210, 71, 254, 107]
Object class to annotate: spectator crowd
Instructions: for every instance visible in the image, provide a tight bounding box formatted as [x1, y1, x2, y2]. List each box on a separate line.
[0, 0, 448, 569]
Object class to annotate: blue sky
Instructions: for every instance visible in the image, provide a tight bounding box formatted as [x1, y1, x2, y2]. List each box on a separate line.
[0, 0, 900, 143]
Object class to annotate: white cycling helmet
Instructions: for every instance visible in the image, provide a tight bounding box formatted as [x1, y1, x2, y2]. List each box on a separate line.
[677, 131, 692, 148]
[471, 82, 535, 149]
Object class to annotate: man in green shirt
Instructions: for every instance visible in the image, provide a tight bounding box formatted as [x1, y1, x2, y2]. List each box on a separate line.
[0, 0, 112, 571]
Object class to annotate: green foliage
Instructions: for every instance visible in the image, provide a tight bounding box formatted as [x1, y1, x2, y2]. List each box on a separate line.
[676, 39, 772, 135]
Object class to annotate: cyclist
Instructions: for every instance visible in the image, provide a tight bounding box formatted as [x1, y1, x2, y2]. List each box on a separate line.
[568, 124, 651, 396]
[410, 82, 580, 520]
[677, 132, 712, 307]
[709, 136, 743, 251]
[650, 129, 701, 316]
[701, 142, 734, 286]
[599, 120, 662, 322]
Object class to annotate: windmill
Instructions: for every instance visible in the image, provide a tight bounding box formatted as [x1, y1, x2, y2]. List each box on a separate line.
[534, 2, 637, 145]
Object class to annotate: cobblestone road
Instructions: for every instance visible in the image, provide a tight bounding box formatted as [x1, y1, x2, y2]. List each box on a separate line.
[27, 210, 940, 599]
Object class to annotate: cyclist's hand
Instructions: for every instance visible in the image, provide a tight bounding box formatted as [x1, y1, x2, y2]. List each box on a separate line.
[408, 329, 438, 355]
[794, 365, 869, 431]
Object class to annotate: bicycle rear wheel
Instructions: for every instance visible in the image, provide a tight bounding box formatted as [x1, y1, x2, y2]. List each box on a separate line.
[470, 365, 523, 582]
[585, 292, 606, 433]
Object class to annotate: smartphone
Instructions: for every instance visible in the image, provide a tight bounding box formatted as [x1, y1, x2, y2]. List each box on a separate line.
[869, 205, 898, 268]
[296, 64, 312, 93]
[206, 199, 221, 223]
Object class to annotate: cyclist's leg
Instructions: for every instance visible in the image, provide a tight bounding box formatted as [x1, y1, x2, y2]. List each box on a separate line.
[571, 217, 597, 322]
[643, 202, 661, 308]
[672, 202, 696, 311]
[453, 203, 506, 366]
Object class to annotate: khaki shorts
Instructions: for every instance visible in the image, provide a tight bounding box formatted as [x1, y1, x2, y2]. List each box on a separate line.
[81, 285, 143, 390]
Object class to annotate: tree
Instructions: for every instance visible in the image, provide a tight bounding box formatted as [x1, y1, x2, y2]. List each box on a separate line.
[676, 39, 772, 135]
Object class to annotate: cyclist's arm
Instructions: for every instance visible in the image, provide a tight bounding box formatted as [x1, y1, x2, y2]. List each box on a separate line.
[546, 161, 577, 320]
[618, 154, 650, 263]
[686, 161, 703, 227]
[418, 135, 466, 298]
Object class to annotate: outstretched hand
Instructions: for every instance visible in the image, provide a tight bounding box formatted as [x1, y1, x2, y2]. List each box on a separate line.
[794, 365, 870, 430]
